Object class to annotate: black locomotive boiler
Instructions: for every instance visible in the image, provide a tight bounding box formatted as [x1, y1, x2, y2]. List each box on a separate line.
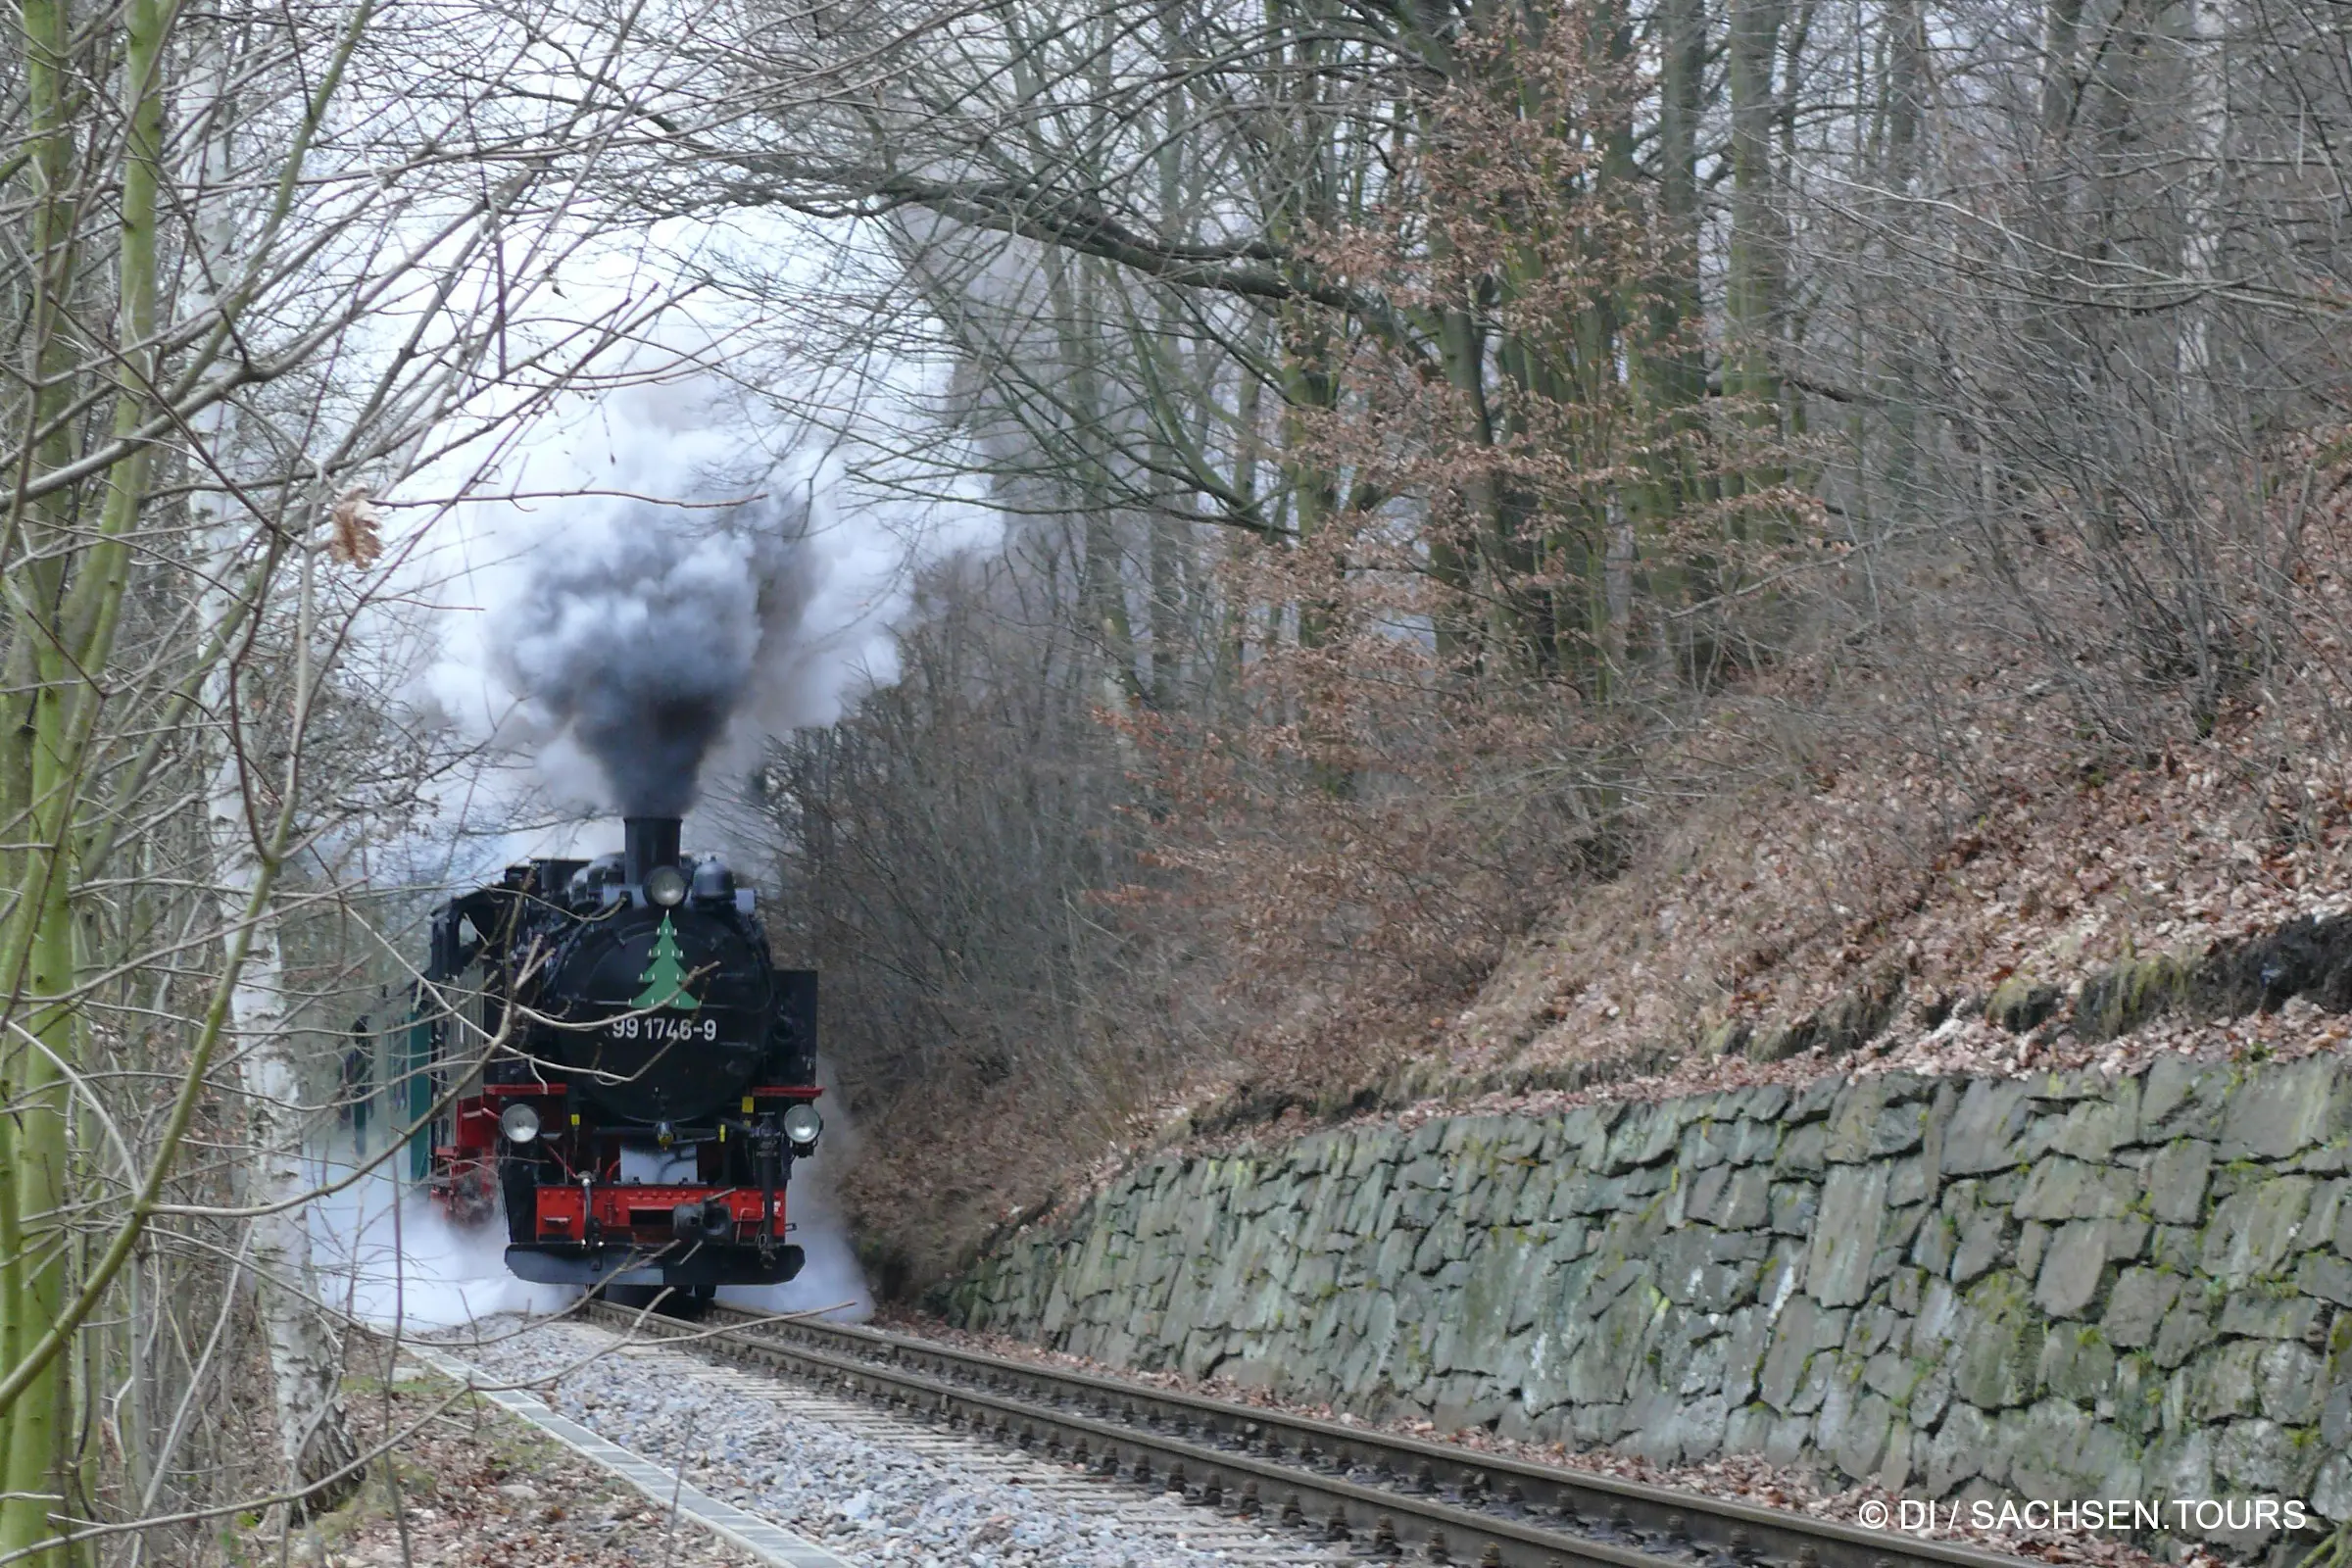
[421, 815, 821, 1297]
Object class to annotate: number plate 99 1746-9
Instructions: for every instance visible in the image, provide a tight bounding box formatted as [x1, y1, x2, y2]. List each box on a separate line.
[604, 1014, 719, 1042]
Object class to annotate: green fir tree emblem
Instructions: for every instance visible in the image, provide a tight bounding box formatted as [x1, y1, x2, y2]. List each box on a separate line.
[632, 914, 703, 1009]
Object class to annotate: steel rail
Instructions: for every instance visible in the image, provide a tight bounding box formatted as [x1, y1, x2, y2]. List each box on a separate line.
[579, 1299, 2028, 1568]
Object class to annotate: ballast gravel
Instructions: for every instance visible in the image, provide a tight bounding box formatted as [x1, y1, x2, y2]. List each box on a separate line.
[431, 1314, 1290, 1568]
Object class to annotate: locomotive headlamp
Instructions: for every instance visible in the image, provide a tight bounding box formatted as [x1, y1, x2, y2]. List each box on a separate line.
[644, 864, 689, 907]
[781, 1102, 822, 1150]
[499, 1102, 542, 1145]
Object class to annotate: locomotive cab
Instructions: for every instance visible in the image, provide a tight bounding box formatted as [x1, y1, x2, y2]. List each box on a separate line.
[420, 815, 823, 1294]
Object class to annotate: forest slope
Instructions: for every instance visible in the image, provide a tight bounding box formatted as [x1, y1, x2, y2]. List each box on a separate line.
[837, 601, 2352, 1289]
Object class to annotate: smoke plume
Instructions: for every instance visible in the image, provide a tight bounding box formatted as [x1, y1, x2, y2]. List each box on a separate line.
[418, 331, 987, 837]
[499, 494, 813, 815]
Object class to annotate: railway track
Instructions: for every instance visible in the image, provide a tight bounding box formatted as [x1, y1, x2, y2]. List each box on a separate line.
[428, 1323, 1349, 1566]
[579, 1299, 2030, 1568]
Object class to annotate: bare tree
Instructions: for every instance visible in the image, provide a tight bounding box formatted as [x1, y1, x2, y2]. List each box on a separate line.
[0, 0, 697, 1550]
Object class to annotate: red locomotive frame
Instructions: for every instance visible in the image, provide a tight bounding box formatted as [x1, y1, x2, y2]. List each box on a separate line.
[434, 1083, 822, 1253]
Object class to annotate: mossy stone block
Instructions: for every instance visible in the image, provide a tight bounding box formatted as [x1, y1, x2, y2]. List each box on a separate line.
[2214, 1415, 2319, 1495]
[2141, 1054, 2230, 1142]
[2144, 1139, 2213, 1224]
[2255, 1341, 2326, 1424]
[1770, 1180, 1818, 1235]
[1684, 1163, 1771, 1229]
[2035, 1219, 2110, 1319]
[1943, 1080, 2035, 1175]
[2017, 1155, 2134, 1221]
[1757, 1292, 1835, 1411]
[2217, 1291, 2320, 1341]
[2152, 1298, 2217, 1370]
[2299, 1250, 2352, 1306]
[2313, 1449, 2352, 1525]
[2036, 1322, 2116, 1403]
[2200, 1176, 2315, 1284]
[1776, 1120, 1829, 1177]
[1953, 1272, 2040, 1409]
[2185, 1339, 2264, 1420]
[2004, 1395, 2142, 1499]
[2221, 1055, 2348, 1160]
[1951, 1205, 2008, 1286]
[1602, 1102, 1683, 1172]
[1924, 1398, 1996, 1494]
[1808, 1162, 1891, 1307]
[2050, 1095, 2134, 1162]
[2102, 1268, 2181, 1348]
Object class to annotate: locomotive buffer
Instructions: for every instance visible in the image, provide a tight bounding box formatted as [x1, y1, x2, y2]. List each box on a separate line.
[420, 815, 825, 1301]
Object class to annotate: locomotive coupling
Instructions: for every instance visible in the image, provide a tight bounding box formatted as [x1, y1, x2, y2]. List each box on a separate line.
[670, 1199, 738, 1242]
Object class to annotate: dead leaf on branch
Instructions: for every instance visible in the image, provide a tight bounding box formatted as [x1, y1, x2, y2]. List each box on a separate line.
[327, 486, 383, 568]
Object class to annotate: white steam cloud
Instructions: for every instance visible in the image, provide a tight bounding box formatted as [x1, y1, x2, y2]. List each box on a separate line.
[720, 1054, 872, 1321]
[309, 1144, 871, 1329]
[361, 230, 988, 1330]
[310, 1156, 573, 1329]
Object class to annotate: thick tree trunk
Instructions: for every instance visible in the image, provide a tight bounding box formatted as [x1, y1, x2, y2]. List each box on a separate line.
[1653, 0, 1705, 410]
[0, 0, 164, 1544]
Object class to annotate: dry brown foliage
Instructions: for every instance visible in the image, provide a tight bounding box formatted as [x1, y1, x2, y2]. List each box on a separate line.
[327, 488, 385, 569]
[788, 6, 2352, 1293]
[307, 1346, 757, 1567]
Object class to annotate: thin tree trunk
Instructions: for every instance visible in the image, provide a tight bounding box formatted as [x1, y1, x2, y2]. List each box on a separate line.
[0, 0, 164, 1539]
[1638, 0, 1709, 677]
[1728, 0, 1788, 481]
[201, 532, 362, 1514]
[1652, 0, 1705, 413]
[2040, 0, 2085, 135]
[188, 21, 360, 1510]
[1437, 301, 1499, 668]
[2179, 0, 2229, 412]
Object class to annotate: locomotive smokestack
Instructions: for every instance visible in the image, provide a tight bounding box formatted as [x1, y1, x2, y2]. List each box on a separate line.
[623, 816, 683, 885]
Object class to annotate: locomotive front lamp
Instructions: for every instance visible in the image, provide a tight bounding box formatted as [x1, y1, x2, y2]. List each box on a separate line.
[781, 1102, 822, 1151]
[644, 864, 689, 907]
[499, 1102, 542, 1145]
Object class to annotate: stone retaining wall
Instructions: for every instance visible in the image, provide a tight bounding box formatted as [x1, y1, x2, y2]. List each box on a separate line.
[945, 1054, 2352, 1553]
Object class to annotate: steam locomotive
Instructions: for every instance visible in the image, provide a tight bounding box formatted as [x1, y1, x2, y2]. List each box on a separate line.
[420, 816, 820, 1299]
